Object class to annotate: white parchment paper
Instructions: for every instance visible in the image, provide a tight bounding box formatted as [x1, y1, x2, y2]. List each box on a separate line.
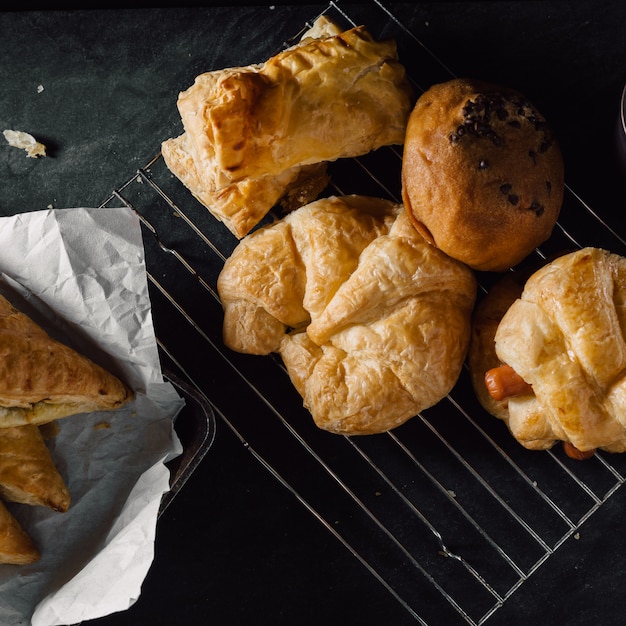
[0, 207, 184, 625]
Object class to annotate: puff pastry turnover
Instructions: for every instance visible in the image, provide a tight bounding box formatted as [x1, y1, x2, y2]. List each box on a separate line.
[0, 425, 70, 512]
[0, 499, 39, 564]
[470, 247, 626, 455]
[0, 293, 131, 428]
[218, 195, 476, 435]
[162, 16, 413, 238]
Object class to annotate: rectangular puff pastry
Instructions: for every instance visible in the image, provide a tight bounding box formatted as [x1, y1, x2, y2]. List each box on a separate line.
[162, 16, 413, 238]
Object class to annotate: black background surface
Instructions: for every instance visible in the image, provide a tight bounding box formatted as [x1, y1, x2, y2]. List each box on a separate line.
[1, 3, 626, 625]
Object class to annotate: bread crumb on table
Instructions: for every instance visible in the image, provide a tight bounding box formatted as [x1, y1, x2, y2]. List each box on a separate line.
[3, 129, 47, 158]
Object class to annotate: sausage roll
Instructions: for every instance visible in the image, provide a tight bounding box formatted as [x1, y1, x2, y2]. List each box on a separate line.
[469, 247, 626, 458]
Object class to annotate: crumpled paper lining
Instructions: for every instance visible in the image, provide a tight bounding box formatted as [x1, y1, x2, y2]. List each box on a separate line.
[0, 207, 184, 625]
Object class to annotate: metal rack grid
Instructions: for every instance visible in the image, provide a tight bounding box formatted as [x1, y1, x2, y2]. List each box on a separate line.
[100, 2, 626, 624]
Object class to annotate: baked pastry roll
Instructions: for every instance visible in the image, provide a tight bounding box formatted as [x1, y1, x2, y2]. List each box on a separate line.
[0, 499, 39, 564]
[0, 425, 70, 512]
[469, 247, 626, 456]
[218, 195, 476, 435]
[0, 293, 131, 428]
[162, 16, 413, 238]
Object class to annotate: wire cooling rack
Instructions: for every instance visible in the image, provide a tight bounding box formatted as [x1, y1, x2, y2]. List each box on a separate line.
[100, 2, 626, 624]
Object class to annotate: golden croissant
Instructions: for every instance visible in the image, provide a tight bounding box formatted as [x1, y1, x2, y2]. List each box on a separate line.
[218, 195, 476, 435]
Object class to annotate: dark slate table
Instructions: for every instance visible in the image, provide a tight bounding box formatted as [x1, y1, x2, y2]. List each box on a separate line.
[1, 3, 625, 625]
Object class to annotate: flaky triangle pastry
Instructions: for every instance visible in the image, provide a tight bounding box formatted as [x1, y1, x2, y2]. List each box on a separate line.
[0, 425, 70, 512]
[0, 293, 131, 428]
[0, 499, 39, 564]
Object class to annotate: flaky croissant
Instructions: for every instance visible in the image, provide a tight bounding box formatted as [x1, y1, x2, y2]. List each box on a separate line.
[218, 195, 476, 435]
[470, 247, 626, 456]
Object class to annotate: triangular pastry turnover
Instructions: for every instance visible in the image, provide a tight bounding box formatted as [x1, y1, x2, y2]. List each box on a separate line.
[0, 293, 131, 428]
[0, 425, 70, 512]
[0, 499, 39, 564]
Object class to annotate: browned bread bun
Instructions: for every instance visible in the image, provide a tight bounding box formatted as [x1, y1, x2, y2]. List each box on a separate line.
[401, 78, 564, 272]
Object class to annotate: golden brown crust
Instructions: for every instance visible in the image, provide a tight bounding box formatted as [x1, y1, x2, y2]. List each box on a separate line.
[161, 136, 329, 239]
[468, 271, 526, 421]
[0, 425, 70, 512]
[470, 247, 626, 454]
[402, 78, 564, 271]
[0, 499, 39, 565]
[218, 195, 476, 435]
[0, 294, 131, 428]
[163, 17, 413, 238]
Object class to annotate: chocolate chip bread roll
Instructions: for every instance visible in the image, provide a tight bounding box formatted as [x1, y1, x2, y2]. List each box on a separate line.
[402, 78, 564, 271]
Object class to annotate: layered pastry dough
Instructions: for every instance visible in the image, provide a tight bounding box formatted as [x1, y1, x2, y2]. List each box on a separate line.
[0, 500, 39, 564]
[469, 247, 626, 454]
[0, 425, 70, 512]
[0, 293, 131, 428]
[0, 292, 134, 563]
[162, 16, 413, 238]
[218, 195, 476, 435]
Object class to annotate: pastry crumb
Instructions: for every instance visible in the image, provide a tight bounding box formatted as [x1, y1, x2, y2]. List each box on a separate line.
[3, 129, 47, 158]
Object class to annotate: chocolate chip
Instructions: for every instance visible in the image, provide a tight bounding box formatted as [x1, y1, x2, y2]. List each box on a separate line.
[546, 180, 552, 193]
[478, 159, 490, 170]
[499, 183, 512, 194]
[529, 150, 537, 165]
[508, 194, 519, 205]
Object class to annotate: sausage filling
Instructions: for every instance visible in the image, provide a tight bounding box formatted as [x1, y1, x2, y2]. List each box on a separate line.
[484, 364, 596, 460]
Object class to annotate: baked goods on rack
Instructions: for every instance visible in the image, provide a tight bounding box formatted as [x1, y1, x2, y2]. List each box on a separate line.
[162, 16, 413, 238]
[402, 78, 564, 271]
[469, 247, 626, 458]
[218, 195, 476, 435]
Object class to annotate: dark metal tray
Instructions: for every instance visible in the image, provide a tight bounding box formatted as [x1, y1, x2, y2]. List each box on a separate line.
[160, 370, 216, 516]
